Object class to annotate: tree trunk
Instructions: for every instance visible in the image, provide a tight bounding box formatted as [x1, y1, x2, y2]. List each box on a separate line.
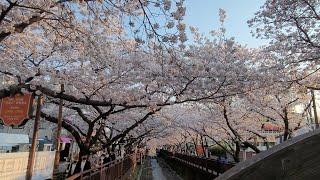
[234, 141, 240, 163]
[283, 108, 289, 141]
[200, 136, 205, 157]
[78, 145, 90, 159]
[242, 141, 261, 153]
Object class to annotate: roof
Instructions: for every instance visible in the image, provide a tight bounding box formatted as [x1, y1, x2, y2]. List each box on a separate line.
[59, 135, 72, 143]
[262, 123, 281, 131]
[196, 145, 204, 156]
[0, 133, 29, 146]
[38, 139, 53, 144]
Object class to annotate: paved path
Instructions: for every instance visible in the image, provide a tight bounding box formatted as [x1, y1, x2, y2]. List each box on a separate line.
[151, 158, 167, 180]
[139, 157, 182, 180]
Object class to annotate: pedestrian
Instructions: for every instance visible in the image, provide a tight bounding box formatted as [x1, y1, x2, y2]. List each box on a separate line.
[100, 154, 105, 165]
[110, 152, 116, 161]
[89, 153, 100, 169]
[103, 154, 112, 165]
[67, 160, 77, 177]
[73, 155, 91, 175]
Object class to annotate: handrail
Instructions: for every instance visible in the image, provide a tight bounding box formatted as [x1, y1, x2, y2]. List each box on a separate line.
[67, 159, 119, 180]
[67, 154, 136, 180]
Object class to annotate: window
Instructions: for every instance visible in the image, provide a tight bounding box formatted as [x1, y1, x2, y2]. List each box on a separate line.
[12, 126, 23, 129]
[268, 142, 275, 146]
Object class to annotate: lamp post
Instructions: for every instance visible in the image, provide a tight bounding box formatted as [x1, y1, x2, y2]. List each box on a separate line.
[204, 137, 209, 158]
[53, 83, 64, 177]
[26, 93, 42, 180]
[311, 89, 319, 129]
[118, 139, 125, 159]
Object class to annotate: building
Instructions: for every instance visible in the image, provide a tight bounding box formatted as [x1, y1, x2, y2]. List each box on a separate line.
[240, 122, 281, 161]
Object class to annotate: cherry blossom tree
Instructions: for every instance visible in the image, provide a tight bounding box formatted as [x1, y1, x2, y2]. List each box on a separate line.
[2, 2, 314, 162]
[249, 0, 320, 89]
[0, 0, 188, 96]
[246, 85, 309, 141]
[0, 0, 194, 156]
[136, 10, 271, 160]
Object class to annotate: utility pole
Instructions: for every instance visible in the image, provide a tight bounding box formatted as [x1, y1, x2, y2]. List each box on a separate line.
[26, 94, 42, 180]
[53, 84, 64, 177]
[311, 89, 319, 129]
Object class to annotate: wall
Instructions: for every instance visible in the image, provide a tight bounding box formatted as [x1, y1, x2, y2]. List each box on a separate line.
[217, 128, 320, 180]
[0, 151, 55, 180]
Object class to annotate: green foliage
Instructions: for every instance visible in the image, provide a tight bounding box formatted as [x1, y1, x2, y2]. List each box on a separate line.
[209, 145, 227, 157]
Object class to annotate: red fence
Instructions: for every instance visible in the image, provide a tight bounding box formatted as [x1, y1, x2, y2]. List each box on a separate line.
[67, 154, 136, 180]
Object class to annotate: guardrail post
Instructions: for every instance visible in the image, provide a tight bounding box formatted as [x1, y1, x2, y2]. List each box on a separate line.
[100, 164, 103, 179]
[121, 158, 124, 177]
[206, 160, 208, 172]
[119, 160, 121, 178]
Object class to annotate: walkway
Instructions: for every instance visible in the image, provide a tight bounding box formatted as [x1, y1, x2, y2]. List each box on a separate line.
[139, 157, 182, 180]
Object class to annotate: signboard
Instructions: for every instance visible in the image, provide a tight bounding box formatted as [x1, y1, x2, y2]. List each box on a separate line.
[0, 93, 33, 126]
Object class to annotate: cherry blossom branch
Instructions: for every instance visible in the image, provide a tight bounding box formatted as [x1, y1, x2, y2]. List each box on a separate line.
[0, 0, 16, 25]
[0, 15, 44, 42]
[40, 112, 84, 149]
[105, 108, 162, 147]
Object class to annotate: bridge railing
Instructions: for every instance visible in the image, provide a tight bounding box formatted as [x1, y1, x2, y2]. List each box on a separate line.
[174, 153, 234, 174]
[67, 154, 136, 180]
[159, 150, 234, 175]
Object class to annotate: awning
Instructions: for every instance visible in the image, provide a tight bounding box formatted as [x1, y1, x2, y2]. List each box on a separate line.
[59, 136, 72, 143]
[0, 133, 29, 146]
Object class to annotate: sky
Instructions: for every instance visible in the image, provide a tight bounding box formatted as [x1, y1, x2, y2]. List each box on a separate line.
[184, 0, 267, 48]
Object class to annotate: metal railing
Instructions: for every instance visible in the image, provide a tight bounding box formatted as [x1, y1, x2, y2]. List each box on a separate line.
[67, 154, 136, 180]
[173, 153, 234, 175]
[159, 150, 234, 176]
